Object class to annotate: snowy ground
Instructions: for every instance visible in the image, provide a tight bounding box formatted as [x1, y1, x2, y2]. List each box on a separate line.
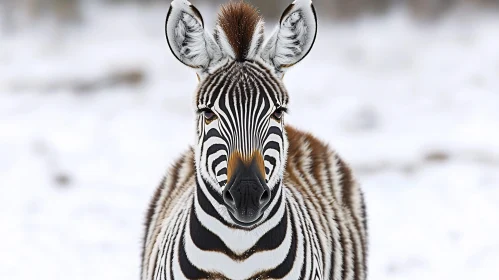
[1, 2, 499, 279]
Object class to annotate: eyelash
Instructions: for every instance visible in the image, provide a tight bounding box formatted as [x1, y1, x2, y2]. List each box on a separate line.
[197, 106, 287, 122]
[198, 108, 217, 122]
[272, 107, 287, 120]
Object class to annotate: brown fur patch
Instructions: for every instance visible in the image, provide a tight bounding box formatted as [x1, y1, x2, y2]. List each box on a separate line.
[217, 1, 261, 62]
[141, 174, 166, 264]
[227, 150, 266, 183]
[285, 125, 332, 174]
[141, 148, 195, 274]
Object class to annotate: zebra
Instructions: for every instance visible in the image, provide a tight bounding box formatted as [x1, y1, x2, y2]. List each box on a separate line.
[141, 0, 368, 279]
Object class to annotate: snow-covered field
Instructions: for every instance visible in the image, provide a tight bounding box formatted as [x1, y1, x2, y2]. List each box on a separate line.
[1, 2, 498, 279]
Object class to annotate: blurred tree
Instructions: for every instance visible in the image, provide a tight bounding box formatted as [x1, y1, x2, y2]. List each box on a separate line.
[195, 0, 287, 20]
[469, 0, 499, 7]
[329, 0, 369, 18]
[2, 0, 499, 33]
[407, 0, 459, 19]
[0, 0, 81, 32]
[247, 0, 287, 20]
[183, 0, 393, 21]
[233, 0, 394, 20]
[52, 0, 82, 23]
[406, 0, 499, 20]
[367, 0, 394, 14]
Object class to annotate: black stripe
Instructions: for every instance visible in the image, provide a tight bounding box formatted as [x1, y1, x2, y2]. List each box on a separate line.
[264, 155, 277, 179]
[179, 222, 210, 278]
[204, 127, 223, 141]
[216, 167, 227, 177]
[206, 144, 227, 158]
[170, 210, 187, 279]
[198, 178, 224, 206]
[267, 126, 283, 139]
[212, 156, 226, 178]
[251, 208, 288, 252]
[189, 202, 288, 260]
[266, 204, 297, 278]
[263, 141, 280, 153]
[264, 155, 276, 166]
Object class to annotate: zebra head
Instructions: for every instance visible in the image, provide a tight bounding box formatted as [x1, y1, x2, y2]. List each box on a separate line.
[165, 0, 317, 226]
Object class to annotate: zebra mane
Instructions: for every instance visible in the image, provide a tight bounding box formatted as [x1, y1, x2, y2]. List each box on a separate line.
[215, 1, 265, 62]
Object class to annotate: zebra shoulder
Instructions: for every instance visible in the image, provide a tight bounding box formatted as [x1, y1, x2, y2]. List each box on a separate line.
[141, 147, 196, 262]
[284, 125, 368, 279]
[284, 125, 363, 210]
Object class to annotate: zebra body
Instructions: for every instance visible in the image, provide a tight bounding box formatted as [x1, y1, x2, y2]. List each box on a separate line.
[142, 1, 367, 279]
[142, 127, 367, 280]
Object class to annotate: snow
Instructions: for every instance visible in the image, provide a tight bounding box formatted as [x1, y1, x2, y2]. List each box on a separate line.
[1, 2, 498, 279]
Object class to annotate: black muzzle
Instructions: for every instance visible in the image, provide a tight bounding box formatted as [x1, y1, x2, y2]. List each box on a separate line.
[222, 156, 271, 225]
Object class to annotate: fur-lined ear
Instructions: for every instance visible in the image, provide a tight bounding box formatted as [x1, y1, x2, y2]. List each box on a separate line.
[260, 0, 317, 78]
[165, 0, 224, 79]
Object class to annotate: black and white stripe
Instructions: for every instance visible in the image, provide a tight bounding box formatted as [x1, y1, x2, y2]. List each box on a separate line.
[196, 60, 288, 191]
[141, 132, 368, 279]
[142, 0, 367, 279]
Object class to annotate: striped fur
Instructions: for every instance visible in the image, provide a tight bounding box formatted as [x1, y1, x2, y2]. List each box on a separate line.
[143, 1, 367, 279]
[141, 127, 367, 279]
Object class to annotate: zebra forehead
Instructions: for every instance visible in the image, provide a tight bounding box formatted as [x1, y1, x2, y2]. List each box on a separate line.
[196, 61, 289, 107]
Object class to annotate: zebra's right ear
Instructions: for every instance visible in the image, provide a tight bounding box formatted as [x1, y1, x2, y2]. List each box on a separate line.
[165, 0, 224, 79]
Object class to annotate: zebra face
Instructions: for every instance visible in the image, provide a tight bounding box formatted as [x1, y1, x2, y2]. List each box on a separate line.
[165, 0, 317, 226]
[195, 62, 289, 225]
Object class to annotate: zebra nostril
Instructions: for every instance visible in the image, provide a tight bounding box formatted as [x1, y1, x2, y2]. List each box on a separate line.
[259, 189, 270, 205]
[223, 189, 236, 208]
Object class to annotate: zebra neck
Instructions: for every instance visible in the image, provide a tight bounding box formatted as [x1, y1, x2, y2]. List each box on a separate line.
[192, 178, 287, 255]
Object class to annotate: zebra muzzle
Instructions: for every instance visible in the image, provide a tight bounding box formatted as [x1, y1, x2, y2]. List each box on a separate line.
[223, 153, 271, 225]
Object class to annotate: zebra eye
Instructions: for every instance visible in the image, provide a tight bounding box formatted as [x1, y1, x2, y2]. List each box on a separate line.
[272, 107, 285, 120]
[200, 109, 217, 122]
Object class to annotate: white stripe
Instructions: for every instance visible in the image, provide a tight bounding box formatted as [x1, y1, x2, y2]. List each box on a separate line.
[193, 183, 285, 254]
[184, 206, 292, 280]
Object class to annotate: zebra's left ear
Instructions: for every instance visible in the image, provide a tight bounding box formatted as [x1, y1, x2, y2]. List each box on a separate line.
[259, 0, 317, 78]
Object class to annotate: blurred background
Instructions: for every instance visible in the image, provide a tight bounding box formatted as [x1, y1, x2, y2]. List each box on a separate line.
[1, 0, 499, 279]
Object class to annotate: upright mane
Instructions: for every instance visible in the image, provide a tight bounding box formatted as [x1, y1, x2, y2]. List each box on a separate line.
[215, 1, 264, 62]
